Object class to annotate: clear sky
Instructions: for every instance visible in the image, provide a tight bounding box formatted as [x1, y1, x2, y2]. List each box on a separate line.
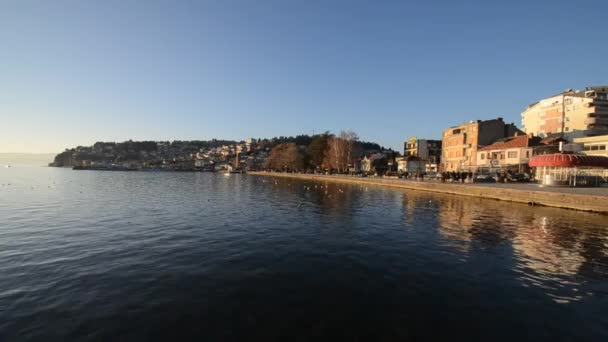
[1, 0, 607, 153]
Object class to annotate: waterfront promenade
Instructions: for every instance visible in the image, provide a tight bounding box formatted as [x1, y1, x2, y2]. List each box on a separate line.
[249, 172, 608, 214]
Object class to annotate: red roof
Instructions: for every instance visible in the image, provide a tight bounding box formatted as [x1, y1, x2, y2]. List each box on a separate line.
[478, 135, 539, 151]
[529, 154, 608, 168]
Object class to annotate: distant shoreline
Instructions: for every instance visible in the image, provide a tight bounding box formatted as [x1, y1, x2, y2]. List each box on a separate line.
[249, 172, 608, 214]
[0, 153, 56, 167]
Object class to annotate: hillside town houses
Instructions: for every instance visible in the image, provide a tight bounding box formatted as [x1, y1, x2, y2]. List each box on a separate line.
[53, 139, 271, 172]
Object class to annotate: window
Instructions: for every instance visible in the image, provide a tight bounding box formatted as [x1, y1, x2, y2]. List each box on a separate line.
[600, 145, 607, 150]
[591, 145, 599, 151]
[526, 151, 530, 158]
[565, 127, 570, 131]
[508, 151, 518, 158]
[584, 146, 591, 151]
[480, 153, 485, 160]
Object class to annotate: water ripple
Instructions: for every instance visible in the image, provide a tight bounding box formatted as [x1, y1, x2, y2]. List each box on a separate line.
[0, 168, 607, 341]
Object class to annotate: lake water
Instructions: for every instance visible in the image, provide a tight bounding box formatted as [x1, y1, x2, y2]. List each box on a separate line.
[1, 167, 607, 341]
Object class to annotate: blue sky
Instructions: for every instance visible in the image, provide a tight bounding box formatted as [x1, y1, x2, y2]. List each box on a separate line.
[1, 0, 607, 153]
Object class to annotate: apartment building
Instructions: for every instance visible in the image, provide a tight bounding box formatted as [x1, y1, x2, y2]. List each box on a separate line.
[521, 86, 608, 140]
[441, 117, 522, 172]
[404, 137, 442, 172]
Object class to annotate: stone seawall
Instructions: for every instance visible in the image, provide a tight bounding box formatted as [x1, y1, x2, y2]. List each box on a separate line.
[248, 172, 608, 214]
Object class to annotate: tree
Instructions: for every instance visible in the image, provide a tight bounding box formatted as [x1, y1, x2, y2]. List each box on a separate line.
[322, 130, 359, 173]
[265, 143, 304, 171]
[306, 132, 330, 169]
[341, 130, 359, 170]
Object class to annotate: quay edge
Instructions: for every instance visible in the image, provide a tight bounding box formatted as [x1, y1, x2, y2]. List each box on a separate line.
[248, 172, 608, 214]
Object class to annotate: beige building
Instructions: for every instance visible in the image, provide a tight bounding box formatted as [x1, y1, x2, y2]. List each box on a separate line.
[521, 86, 608, 140]
[403, 137, 442, 172]
[396, 156, 425, 174]
[574, 135, 608, 157]
[475, 133, 541, 172]
[441, 117, 522, 172]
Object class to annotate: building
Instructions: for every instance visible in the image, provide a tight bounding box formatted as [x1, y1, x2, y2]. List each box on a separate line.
[396, 156, 425, 174]
[475, 133, 541, 173]
[245, 138, 255, 152]
[532, 137, 569, 156]
[441, 117, 523, 172]
[529, 154, 608, 186]
[574, 135, 608, 157]
[404, 137, 442, 172]
[521, 86, 608, 140]
[361, 153, 386, 174]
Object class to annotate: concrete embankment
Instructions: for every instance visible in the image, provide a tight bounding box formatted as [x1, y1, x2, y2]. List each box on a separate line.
[248, 172, 608, 214]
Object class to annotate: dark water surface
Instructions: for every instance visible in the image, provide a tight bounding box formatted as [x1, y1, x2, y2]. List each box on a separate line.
[1, 167, 607, 341]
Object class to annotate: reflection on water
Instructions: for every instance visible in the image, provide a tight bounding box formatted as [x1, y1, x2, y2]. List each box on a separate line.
[1, 167, 607, 340]
[430, 192, 607, 303]
[268, 176, 608, 306]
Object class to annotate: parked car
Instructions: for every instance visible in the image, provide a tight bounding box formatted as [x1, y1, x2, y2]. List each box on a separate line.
[506, 173, 529, 182]
[474, 173, 496, 183]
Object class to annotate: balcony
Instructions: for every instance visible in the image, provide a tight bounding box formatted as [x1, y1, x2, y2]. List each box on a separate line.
[593, 99, 608, 105]
[584, 117, 608, 125]
[593, 107, 608, 115]
[585, 126, 608, 136]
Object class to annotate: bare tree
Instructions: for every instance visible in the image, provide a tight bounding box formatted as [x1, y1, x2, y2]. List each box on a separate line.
[322, 130, 359, 173]
[341, 130, 359, 171]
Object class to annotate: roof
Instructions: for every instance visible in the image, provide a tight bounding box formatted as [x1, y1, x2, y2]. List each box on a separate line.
[478, 135, 541, 151]
[540, 137, 567, 145]
[529, 154, 608, 168]
[363, 153, 385, 162]
[445, 117, 505, 130]
[527, 89, 588, 108]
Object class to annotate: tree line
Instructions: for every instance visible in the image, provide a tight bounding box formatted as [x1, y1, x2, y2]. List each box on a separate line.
[265, 130, 385, 172]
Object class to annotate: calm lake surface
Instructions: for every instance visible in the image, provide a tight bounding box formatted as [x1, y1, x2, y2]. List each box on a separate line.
[1, 167, 607, 341]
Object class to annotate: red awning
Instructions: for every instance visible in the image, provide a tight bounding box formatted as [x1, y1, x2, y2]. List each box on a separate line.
[529, 154, 608, 168]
